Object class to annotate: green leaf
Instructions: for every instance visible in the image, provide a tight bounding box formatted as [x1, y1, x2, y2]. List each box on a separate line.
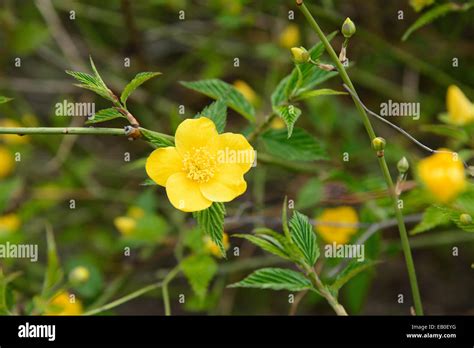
[181, 79, 255, 121]
[193, 202, 227, 258]
[42, 226, 63, 298]
[195, 99, 227, 133]
[271, 31, 338, 107]
[181, 254, 218, 300]
[140, 128, 174, 148]
[66, 71, 114, 102]
[0, 270, 21, 315]
[228, 268, 312, 291]
[296, 178, 323, 210]
[85, 108, 125, 125]
[420, 124, 468, 142]
[11, 21, 49, 55]
[402, 2, 474, 41]
[331, 260, 378, 293]
[232, 234, 291, 260]
[261, 128, 328, 162]
[294, 88, 347, 101]
[410, 206, 452, 235]
[289, 211, 319, 267]
[274, 104, 302, 138]
[0, 96, 13, 104]
[120, 72, 161, 105]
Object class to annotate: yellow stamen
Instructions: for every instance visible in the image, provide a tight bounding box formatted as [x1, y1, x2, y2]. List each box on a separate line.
[182, 147, 217, 183]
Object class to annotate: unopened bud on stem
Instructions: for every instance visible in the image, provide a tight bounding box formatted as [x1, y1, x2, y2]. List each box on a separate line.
[291, 47, 310, 63]
[397, 157, 409, 174]
[342, 17, 356, 38]
[460, 213, 472, 225]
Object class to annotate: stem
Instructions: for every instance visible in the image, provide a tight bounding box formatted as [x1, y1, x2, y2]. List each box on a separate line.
[83, 282, 162, 316]
[298, 2, 423, 315]
[0, 127, 125, 136]
[247, 113, 276, 143]
[307, 268, 347, 316]
[161, 265, 181, 316]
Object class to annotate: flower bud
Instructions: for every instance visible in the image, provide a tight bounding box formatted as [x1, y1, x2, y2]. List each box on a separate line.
[372, 137, 386, 151]
[69, 266, 90, 284]
[341, 17, 356, 38]
[290, 46, 310, 64]
[460, 213, 472, 225]
[397, 157, 409, 174]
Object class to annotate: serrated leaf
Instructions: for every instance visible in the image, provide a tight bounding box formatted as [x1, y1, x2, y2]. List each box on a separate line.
[85, 108, 125, 124]
[181, 254, 217, 300]
[228, 268, 312, 291]
[89, 56, 108, 90]
[66, 70, 114, 102]
[120, 72, 161, 105]
[261, 128, 328, 162]
[410, 205, 452, 235]
[402, 2, 474, 41]
[181, 79, 255, 121]
[294, 88, 347, 101]
[330, 260, 378, 292]
[193, 202, 227, 257]
[232, 234, 291, 260]
[274, 104, 301, 138]
[0, 96, 13, 104]
[140, 128, 174, 148]
[195, 99, 227, 133]
[289, 211, 319, 267]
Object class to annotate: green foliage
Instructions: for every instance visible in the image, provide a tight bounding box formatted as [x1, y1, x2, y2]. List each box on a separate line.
[0, 270, 21, 315]
[66, 70, 114, 102]
[261, 128, 328, 162]
[140, 128, 174, 148]
[86, 108, 125, 125]
[181, 254, 218, 300]
[330, 260, 378, 293]
[181, 79, 256, 121]
[120, 72, 161, 106]
[42, 227, 63, 298]
[294, 88, 347, 101]
[296, 178, 323, 210]
[193, 202, 227, 258]
[195, 99, 227, 133]
[0, 96, 13, 104]
[289, 211, 319, 267]
[402, 2, 474, 41]
[410, 206, 451, 235]
[232, 233, 291, 260]
[274, 104, 301, 138]
[228, 268, 312, 291]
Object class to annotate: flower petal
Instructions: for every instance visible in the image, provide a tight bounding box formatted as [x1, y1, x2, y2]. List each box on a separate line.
[175, 117, 219, 156]
[145, 147, 183, 186]
[216, 133, 255, 172]
[166, 172, 212, 212]
[200, 164, 247, 202]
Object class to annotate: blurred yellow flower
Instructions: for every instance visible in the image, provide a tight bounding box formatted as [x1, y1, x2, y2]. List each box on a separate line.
[418, 150, 466, 203]
[146, 117, 254, 212]
[0, 146, 14, 178]
[279, 24, 300, 49]
[0, 119, 29, 144]
[446, 85, 474, 126]
[270, 117, 286, 129]
[45, 291, 83, 316]
[0, 213, 21, 234]
[204, 232, 230, 258]
[114, 216, 137, 236]
[233, 80, 258, 106]
[127, 206, 145, 219]
[409, 0, 434, 12]
[69, 266, 90, 284]
[316, 207, 358, 244]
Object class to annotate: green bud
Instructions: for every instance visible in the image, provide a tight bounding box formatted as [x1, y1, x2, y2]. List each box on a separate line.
[69, 266, 90, 284]
[341, 17, 356, 38]
[290, 46, 310, 64]
[460, 213, 472, 225]
[397, 157, 409, 174]
[372, 137, 386, 151]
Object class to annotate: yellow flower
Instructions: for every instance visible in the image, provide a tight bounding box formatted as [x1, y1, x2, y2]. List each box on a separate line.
[0, 213, 21, 234]
[146, 117, 254, 212]
[446, 85, 474, 126]
[69, 266, 90, 284]
[45, 291, 83, 315]
[409, 0, 434, 12]
[0, 119, 29, 144]
[418, 150, 466, 203]
[233, 80, 258, 106]
[270, 117, 286, 129]
[114, 216, 137, 236]
[279, 24, 300, 49]
[204, 232, 230, 258]
[127, 206, 145, 219]
[0, 146, 14, 178]
[315, 207, 358, 245]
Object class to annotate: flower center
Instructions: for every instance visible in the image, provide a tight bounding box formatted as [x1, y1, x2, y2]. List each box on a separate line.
[182, 147, 216, 183]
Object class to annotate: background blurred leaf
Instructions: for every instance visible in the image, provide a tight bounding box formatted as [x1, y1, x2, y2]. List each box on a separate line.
[181, 254, 217, 300]
[11, 22, 49, 54]
[296, 178, 323, 210]
[330, 260, 378, 293]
